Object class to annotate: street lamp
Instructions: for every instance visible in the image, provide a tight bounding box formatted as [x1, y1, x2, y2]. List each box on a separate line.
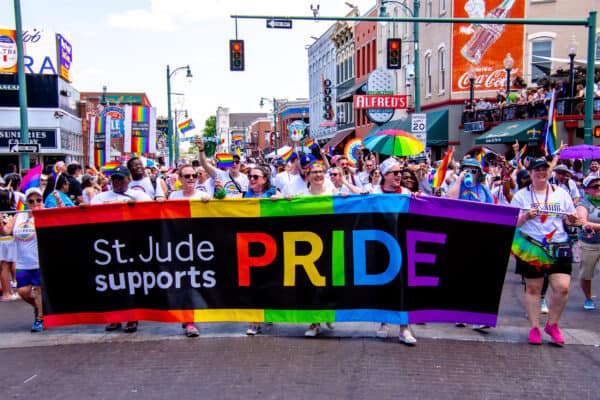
[467, 67, 476, 111]
[260, 97, 278, 153]
[166, 64, 192, 167]
[378, 0, 420, 112]
[568, 35, 577, 114]
[503, 53, 514, 100]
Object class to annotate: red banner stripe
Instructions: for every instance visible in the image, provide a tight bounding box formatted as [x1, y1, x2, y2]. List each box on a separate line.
[44, 309, 196, 327]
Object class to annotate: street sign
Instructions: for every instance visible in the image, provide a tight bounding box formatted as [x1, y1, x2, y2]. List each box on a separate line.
[9, 143, 40, 153]
[266, 19, 293, 29]
[464, 121, 485, 132]
[411, 113, 427, 134]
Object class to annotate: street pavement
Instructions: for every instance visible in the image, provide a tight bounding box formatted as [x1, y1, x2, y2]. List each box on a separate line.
[1, 260, 599, 399]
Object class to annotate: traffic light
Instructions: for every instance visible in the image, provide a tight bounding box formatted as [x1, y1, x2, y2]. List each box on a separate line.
[229, 39, 244, 71]
[387, 38, 401, 69]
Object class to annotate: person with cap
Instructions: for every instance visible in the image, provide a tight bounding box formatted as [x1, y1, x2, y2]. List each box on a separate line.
[550, 164, 580, 204]
[446, 158, 494, 203]
[1, 187, 45, 331]
[91, 166, 151, 334]
[510, 158, 579, 346]
[127, 157, 166, 201]
[575, 175, 600, 310]
[91, 166, 152, 204]
[196, 138, 248, 198]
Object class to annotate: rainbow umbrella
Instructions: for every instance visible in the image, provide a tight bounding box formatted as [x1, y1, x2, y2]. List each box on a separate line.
[363, 129, 424, 157]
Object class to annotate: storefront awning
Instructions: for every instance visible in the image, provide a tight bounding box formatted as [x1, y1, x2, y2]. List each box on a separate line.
[337, 81, 366, 102]
[368, 110, 449, 147]
[474, 119, 545, 145]
[326, 127, 354, 148]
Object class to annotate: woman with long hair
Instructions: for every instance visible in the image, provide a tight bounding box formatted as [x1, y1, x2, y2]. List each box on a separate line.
[44, 174, 75, 208]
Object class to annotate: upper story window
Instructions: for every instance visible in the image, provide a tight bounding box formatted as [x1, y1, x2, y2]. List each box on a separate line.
[531, 39, 552, 83]
[425, 52, 432, 97]
[440, 0, 447, 16]
[438, 47, 446, 94]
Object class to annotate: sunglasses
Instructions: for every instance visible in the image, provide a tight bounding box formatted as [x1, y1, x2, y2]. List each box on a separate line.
[329, 172, 339, 176]
[402, 175, 414, 180]
[181, 174, 198, 179]
[248, 174, 264, 180]
[233, 160, 240, 164]
[464, 168, 480, 174]
[387, 170, 401, 176]
[587, 185, 600, 189]
[27, 198, 42, 204]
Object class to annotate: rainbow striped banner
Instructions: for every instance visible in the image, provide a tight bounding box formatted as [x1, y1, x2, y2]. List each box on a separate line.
[35, 195, 519, 328]
[123, 105, 157, 155]
[92, 114, 110, 167]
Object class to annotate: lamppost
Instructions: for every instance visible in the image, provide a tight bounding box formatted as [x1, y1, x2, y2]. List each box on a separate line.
[379, 0, 420, 112]
[259, 97, 278, 153]
[503, 53, 514, 99]
[13, 0, 30, 171]
[166, 64, 192, 167]
[468, 67, 476, 111]
[568, 35, 577, 114]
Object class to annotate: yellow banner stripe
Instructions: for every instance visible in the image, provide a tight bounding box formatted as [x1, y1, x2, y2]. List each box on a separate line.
[193, 309, 264, 322]
[189, 199, 260, 218]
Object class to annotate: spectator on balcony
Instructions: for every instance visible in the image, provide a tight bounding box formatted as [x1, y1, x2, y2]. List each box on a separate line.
[475, 98, 491, 110]
[574, 84, 585, 115]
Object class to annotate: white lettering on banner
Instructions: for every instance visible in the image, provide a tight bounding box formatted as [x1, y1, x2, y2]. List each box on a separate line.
[456, 68, 520, 90]
[353, 95, 407, 109]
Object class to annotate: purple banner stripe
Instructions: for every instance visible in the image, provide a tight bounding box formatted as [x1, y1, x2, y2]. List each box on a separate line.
[408, 310, 498, 327]
[409, 196, 518, 226]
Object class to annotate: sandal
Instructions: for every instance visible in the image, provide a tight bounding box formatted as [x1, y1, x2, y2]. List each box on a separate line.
[124, 321, 138, 333]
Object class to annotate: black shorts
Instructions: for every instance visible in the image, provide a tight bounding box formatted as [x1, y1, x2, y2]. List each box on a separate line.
[515, 257, 572, 279]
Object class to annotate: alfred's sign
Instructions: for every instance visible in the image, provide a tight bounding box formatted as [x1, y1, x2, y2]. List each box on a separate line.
[353, 95, 407, 109]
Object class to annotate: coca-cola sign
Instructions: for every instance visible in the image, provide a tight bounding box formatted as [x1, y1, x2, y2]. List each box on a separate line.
[451, 0, 525, 94]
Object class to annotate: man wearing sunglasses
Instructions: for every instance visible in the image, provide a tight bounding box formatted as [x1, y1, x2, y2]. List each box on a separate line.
[446, 158, 494, 204]
[196, 139, 248, 198]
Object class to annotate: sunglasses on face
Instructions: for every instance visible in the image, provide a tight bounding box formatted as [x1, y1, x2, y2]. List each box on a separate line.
[27, 198, 42, 204]
[464, 168, 480, 174]
[329, 172, 339, 176]
[248, 174, 264, 180]
[181, 174, 198, 179]
[233, 160, 240, 164]
[587, 185, 600, 190]
[387, 170, 401, 176]
[402, 175, 414, 180]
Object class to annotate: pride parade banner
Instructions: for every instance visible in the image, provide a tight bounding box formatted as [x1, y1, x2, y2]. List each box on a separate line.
[35, 195, 518, 328]
[123, 105, 157, 155]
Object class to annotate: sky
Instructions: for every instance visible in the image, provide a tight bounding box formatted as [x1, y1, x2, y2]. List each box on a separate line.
[0, 0, 374, 130]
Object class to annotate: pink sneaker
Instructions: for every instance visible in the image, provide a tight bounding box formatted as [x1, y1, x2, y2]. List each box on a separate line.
[544, 323, 565, 346]
[528, 327, 542, 345]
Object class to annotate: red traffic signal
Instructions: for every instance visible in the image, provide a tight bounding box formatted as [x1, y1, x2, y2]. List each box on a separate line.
[229, 39, 244, 71]
[387, 38, 401, 70]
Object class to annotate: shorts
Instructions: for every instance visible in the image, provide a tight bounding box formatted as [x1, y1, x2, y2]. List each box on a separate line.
[0, 237, 15, 262]
[16, 269, 41, 288]
[516, 257, 572, 279]
[578, 241, 600, 280]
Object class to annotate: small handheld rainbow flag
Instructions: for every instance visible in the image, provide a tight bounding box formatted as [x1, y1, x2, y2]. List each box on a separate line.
[215, 153, 234, 169]
[102, 161, 122, 177]
[16, 197, 26, 211]
[178, 118, 195, 134]
[305, 138, 319, 151]
[432, 148, 454, 188]
[51, 162, 64, 180]
[281, 147, 297, 163]
[21, 164, 43, 192]
[518, 144, 527, 160]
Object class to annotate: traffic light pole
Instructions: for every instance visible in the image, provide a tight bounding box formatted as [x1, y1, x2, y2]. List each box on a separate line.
[231, 12, 596, 144]
[14, 0, 29, 171]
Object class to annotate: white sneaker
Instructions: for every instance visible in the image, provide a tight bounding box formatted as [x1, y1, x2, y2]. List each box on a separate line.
[304, 323, 320, 337]
[376, 323, 389, 338]
[398, 329, 417, 346]
[540, 298, 549, 314]
[246, 324, 261, 336]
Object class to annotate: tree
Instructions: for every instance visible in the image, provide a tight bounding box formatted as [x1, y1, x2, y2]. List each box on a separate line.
[190, 115, 217, 157]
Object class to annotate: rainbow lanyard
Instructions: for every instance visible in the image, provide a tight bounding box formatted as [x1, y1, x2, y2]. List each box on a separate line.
[529, 184, 550, 214]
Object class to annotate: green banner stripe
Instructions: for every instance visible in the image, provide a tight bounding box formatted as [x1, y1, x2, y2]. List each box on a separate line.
[264, 309, 336, 323]
[260, 196, 334, 217]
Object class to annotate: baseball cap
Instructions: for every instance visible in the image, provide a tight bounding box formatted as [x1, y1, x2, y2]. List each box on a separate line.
[300, 154, 316, 167]
[111, 166, 131, 179]
[461, 158, 483, 171]
[516, 169, 530, 182]
[553, 164, 571, 175]
[527, 158, 550, 170]
[583, 175, 600, 188]
[380, 158, 401, 175]
[25, 187, 43, 199]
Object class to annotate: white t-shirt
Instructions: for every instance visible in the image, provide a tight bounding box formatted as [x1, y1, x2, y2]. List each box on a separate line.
[168, 190, 210, 201]
[491, 185, 516, 206]
[510, 185, 575, 243]
[91, 189, 152, 204]
[371, 185, 411, 194]
[280, 173, 308, 196]
[128, 176, 165, 199]
[195, 177, 214, 198]
[13, 212, 38, 270]
[275, 171, 302, 192]
[551, 178, 579, 200]
[214, 170, 248, 198]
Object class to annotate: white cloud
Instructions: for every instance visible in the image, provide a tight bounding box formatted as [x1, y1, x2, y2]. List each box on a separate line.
[108, 8, 177, 32]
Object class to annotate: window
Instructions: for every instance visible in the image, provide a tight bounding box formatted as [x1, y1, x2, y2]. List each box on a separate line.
[425, 53, 432, 97]
[426, 0, 433, 19]
[440, 0, 447, 16]
[438, 47, 446, 94]
[531, 39, 552, 83]
[596, 34, 600, 61]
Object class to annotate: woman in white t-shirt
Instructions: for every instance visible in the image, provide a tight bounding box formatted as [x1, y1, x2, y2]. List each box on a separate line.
[2, 188, 45, 332]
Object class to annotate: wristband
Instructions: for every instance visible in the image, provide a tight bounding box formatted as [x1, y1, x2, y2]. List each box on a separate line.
[502, 177, 511, 182]
[198, 149, 205, 153]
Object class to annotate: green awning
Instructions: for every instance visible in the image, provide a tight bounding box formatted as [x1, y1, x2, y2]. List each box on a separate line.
[475, 120, 545, 145]
[368, 110, 448, 147]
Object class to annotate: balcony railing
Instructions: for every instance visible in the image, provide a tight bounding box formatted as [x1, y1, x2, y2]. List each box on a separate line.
[461, 97, 600, 125]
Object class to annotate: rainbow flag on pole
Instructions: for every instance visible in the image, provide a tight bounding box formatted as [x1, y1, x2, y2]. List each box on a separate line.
[215, 153, 234, 169]
[102, 161, 122, 177]
[305, 138, 319, 151]
[178, 119, 195, 134]
[432, 149, 454, 188]
[543, 89, 557, 155]
[281, 147, 298, 163]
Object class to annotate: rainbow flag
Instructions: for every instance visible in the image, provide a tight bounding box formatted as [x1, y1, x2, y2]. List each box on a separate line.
[178, 118, 195, 134]
[543, 89, 557, 155]
[16, 197, 26, 211]
[21, 164, 43, 192]
[131, 106, 150, 155]
[215, 153, 234, 169]
[518, 144, 527, 160]
[51, 162, 63, 180]
[323, 144, 334, 156]
[281, 148, 297, 163]
[305, 138, 319, 151]
[432, 148, 454, 188]
[93, 114, 108, 167]
[102, 161, 122, 177]
[232, 133, 243, 143]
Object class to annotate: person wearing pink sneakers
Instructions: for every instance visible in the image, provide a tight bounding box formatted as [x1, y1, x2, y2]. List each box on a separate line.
[510, 158, 579, 346]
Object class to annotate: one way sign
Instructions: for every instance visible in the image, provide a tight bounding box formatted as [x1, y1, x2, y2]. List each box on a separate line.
[266, 19, 292, 29]
[9, 143, 40, 153]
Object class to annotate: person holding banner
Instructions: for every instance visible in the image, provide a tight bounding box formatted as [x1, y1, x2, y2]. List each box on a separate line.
[196, 139, 248, 198]
[510, 158, 579, 346]
[2, 188, 45, 332]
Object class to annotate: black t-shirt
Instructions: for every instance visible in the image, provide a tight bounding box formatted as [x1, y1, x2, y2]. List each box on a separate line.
[67, 175, 83, 204]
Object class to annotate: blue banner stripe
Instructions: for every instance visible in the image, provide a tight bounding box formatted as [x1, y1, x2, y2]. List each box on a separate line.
[332, 194, 410, 214]
[336, 309, 409, 325]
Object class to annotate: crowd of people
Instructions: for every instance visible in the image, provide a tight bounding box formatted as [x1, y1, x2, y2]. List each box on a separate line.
[0, 136, 597, 347]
